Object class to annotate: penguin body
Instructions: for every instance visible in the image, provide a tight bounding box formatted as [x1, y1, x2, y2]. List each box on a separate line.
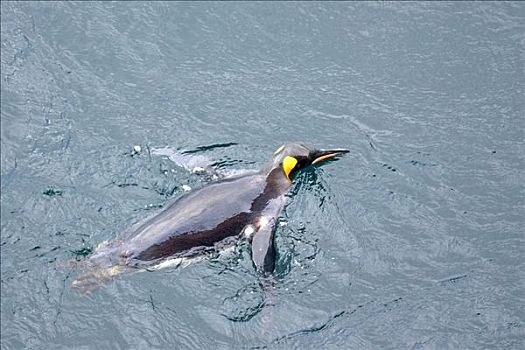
[72, 144, 348, 292]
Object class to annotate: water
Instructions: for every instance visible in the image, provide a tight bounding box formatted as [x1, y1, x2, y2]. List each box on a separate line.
[1, 2, 524, 349]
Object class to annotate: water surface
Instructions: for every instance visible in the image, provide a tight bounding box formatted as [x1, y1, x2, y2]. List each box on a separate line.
[1, 2, 524, 349]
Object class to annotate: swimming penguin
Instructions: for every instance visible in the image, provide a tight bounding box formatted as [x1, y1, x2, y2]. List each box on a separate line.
[72, 143, 349, 292]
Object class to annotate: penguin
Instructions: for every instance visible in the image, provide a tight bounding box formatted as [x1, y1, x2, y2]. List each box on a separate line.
[72, 143, 349, 292]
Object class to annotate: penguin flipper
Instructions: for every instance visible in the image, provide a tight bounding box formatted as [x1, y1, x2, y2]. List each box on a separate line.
[150, 146, 215, 174]
[251, 217, 277, 274]
[151, 146, 253, 179]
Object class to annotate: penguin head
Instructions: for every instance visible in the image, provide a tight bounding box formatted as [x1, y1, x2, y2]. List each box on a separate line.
[272, 143, 349, 180]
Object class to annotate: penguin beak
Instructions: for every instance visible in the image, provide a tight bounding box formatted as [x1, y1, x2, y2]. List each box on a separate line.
[310, 148, 350, 165]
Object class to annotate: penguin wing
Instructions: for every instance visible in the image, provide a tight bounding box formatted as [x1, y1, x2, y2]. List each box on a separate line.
[251, 218, 277, 273]
[250, 196, 286, 274]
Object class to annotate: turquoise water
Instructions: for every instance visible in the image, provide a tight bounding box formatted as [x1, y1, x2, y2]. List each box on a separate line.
[1, 2, 524, 349]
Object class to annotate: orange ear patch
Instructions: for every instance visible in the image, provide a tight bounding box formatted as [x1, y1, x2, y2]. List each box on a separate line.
[282, 156, 298, 180]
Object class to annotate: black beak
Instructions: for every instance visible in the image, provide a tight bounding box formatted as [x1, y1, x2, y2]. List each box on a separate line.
[309, 148, 350, 165]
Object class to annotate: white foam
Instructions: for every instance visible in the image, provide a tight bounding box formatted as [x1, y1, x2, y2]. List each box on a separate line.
[148, 256, 204, 271]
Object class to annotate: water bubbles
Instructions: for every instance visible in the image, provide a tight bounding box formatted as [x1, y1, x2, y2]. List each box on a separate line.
[192, 166, 206, 174]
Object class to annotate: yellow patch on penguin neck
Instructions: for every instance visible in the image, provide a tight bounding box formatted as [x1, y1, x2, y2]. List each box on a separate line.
[282, 156, 298, 180]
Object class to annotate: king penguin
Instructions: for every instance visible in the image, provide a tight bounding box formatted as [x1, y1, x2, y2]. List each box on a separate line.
[72, 143, 349, 292]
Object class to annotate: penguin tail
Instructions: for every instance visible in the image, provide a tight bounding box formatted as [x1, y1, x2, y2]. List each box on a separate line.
[71, 264, 126, 295]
